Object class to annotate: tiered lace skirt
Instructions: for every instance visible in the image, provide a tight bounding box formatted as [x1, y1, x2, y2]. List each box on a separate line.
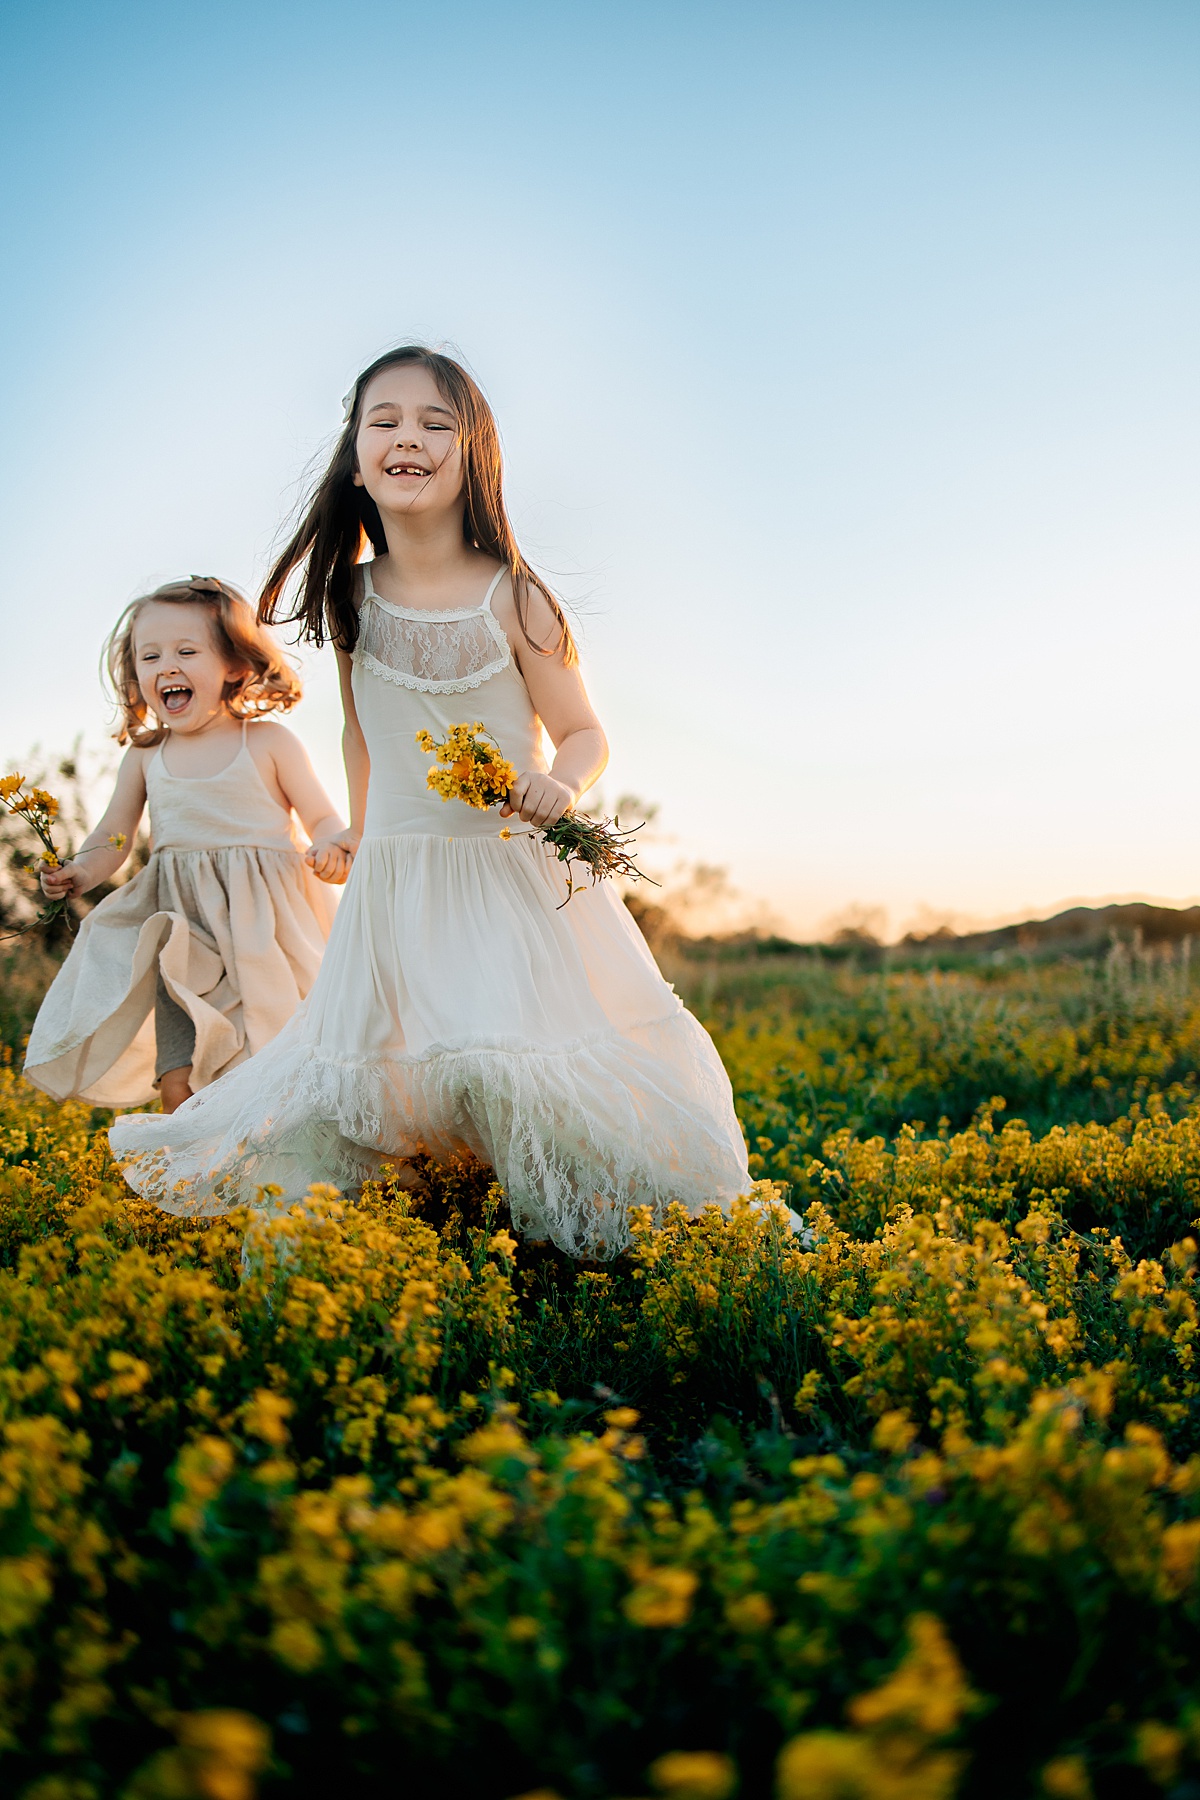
[108, 831, 751, 1257]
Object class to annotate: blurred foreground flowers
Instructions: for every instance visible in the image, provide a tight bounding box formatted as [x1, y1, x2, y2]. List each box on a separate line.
[1, 1050, 1200, 1798]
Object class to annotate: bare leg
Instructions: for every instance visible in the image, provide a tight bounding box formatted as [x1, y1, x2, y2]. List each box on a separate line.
[159, 1065, 194, 1114]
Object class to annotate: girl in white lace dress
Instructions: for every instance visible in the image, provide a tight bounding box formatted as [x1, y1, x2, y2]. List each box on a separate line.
[111, 349, 751, 1256]
[27, 579, 349, 1111]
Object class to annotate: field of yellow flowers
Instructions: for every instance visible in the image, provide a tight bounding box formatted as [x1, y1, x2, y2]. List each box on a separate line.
[2, 943, 1200, 1799]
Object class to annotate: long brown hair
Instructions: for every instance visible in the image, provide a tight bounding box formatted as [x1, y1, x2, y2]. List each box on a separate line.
[258, 345, 576, 663]
[105, 576, 302, 747]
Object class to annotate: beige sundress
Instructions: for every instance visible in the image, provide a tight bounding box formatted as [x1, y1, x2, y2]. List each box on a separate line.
[24, 723, 334, 1107]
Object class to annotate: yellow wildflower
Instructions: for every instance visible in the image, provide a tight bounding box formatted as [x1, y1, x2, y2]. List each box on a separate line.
[848, 1615, 976, 1739]
[459, 1419, 535, 1466]
[624, 1563, 698, 1629]
[1041, 1755, 1093, 1798]
[176, 1710, 270, 1800]
[269, 1618, 324, 1673]
[724, 1591, 772, 1633]
[1160, 1518, 1200, 1594]
[416, 723, 516, 810]
[1133, 1722, 1185, 1785]
[240, 1389, 294, 1449]
[776, 1731, 873, 1800]
[872, 1410, 919, 1456]
[169, 1436, 235, 1536]
[648, 1749, 737, 1799]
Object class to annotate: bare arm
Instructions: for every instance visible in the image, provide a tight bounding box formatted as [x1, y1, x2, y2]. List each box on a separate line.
[262, 724, 353, 884]
[40, 749, 147, 900]
[496, 580, 608, 828]
[335, 647, 370, 841]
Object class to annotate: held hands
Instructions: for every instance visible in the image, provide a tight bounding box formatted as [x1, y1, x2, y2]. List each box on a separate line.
[501, 772, 576, 830]
[306, 833, 358, 885]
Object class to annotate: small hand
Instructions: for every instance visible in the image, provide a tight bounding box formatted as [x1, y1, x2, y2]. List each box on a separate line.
[500, 772, 575, 829]
[306, 833, 357, 885]
[39, 859, 88, 902]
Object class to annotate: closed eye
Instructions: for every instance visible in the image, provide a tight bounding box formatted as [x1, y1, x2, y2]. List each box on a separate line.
[368, 417, 452, 432]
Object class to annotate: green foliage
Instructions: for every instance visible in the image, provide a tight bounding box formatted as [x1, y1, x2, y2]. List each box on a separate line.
[673, 945, 1200, 1218]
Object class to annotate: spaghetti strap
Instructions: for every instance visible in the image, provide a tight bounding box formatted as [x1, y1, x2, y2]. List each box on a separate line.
[360, 560, 503, 617]
[480, 566, 506, 613]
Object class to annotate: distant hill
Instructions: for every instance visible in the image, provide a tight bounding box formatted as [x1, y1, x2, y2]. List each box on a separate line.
[899, 901, 1200, 958]
[636, 896, 1200, 962]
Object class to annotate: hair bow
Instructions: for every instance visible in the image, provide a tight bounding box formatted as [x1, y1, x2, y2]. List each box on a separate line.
[341, 386, 357, 425]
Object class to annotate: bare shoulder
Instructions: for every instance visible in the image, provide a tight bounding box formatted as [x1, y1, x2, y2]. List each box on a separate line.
[119, 744, 152, 784]
[492, 569, 570, 658]
[246, 719, 304, 763]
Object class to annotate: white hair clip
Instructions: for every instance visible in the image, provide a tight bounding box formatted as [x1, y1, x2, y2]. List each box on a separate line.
[341, 386, 357, 424]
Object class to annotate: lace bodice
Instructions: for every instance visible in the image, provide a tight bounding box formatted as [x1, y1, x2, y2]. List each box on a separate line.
[354, 563, 510, 693]
[350, 562, 548, 840]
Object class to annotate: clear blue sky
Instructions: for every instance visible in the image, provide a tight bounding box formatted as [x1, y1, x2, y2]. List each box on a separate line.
[2, 1, 1197, 937]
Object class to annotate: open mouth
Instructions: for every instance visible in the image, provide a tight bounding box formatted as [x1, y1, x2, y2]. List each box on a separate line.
[385, 462, 431, 479]
[158, 683, 194, 716]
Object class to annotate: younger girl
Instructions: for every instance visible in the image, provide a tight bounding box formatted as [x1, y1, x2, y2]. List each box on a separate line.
[26, 577, 352, 1111]
[110, 352, 751, 1256]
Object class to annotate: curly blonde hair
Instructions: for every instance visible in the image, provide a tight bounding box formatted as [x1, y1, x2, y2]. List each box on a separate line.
[105, 577, 303, 747]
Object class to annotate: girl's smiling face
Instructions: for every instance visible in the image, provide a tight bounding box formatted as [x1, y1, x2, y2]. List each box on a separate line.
[132, 600, 247, 733]
[353, 364, 464, 517]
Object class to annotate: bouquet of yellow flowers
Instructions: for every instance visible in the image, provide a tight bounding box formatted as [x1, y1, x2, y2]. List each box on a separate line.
[416, 723, 656, 905]
[0, 773, 73, 933]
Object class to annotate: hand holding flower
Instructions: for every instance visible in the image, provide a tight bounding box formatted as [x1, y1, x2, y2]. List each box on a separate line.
[500, 771, 576, 830]
[39, 859, 90, 902]
[417, 725, 656, 905]
[1, 772, 78, 933]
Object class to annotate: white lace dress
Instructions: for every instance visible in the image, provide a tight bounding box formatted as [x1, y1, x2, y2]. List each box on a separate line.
[109, 565, 751, 1257]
